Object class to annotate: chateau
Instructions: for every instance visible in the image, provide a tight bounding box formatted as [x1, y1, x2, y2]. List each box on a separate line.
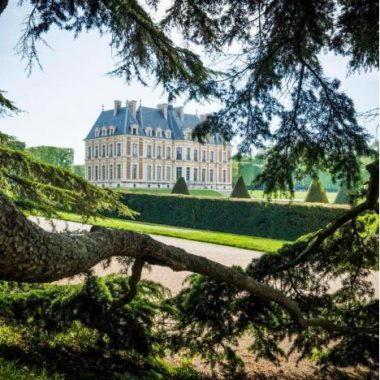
[84, 100, 232, 190]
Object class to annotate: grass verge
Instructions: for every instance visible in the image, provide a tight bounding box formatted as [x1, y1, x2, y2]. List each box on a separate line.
[58, 212, 290, 253]
[125, 188, 224, 197]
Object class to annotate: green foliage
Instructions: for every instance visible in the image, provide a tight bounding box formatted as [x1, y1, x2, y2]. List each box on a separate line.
[0, 275, 207, 379]
[169, 213, 379, 373]
[112, 193, 346, 240]
[0, 135, 133, 218]
[230, 176, 250, 198]
[26, 146, 74, 170]
[171, 177, 190, 195]
[304, 177, 329, 203]
[334, 182, 350, 204]
[0, 359, 63, 380]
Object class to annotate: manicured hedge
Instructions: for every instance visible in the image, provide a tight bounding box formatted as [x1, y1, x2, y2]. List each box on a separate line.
[109, 193, 348, 241]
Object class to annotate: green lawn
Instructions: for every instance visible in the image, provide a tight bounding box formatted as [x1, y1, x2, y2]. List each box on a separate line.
[59, 212, 290, 253]
[249, 189, 338, 203]
[124, 188, 224, 197]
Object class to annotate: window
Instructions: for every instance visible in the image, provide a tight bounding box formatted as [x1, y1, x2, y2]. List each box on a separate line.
[156, 129, 162, 138]
[210, 169, 214, 182]
[166, 147, 171, 159]
[132, 143, 138, 157]
[95, 166, 98, 180]
[193, 168, 198, 182]
[223, 152, 227, 163]
[102, 128, 107, 136]
[132, 127, 138, 135]
[223, 169, 227, 183]
[132, 164, 137, 180]
[146, 128, 152, 137]
[117, 164, 121, 179]
[186, 167, 191, 181]
[87, 166, 91, 180]
[176, 147, 182, 160]
[102, 145, 106, 157]
[117, 143, 121, 156]
[186, 148, 191, 160]
[194, 149, 198, 161]
[210, 151, 214, 163]
[176, 167, 182, 180]
[157, 166, 162, 181]
[95, 128, 100, 137]
[109, 165, 113, 180]
[202, 168, 206, 182]
[166, 166, 171, 181]
[109, 144, 113, 157]
[95, 146, 99, 158]
[102, 165, 106, 180]
[165, 130, 171, 139]
[187, 132, 192, 140]
[202, 150, 206, 162]
[87, 147, 92, 159]
[147, 165, 152, 181]
[147, 145, 152, 158]
[157, 146, 162, 159]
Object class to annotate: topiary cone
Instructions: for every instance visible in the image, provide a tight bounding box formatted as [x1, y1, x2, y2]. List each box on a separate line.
[334, 182, 350, 204]
[230, 176, 251, 198]
[171, 177, 190, 195]
[304, 177, 329, 203]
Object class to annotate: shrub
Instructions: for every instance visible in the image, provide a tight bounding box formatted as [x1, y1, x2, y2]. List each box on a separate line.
[334, 182, 350, 204]
[171, 177, 190, 195]
[112, 193, 347, 241]
[230, 176, 250, 199]
[304, 177, 329, 203]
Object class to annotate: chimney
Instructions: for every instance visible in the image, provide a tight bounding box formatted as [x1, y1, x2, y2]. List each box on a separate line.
[175, 106, 184, 121]
[127, 100, 137, 117]
[199, 113, 209, 122]
[114, 100, 121, 115]
[157, 103, 168, 120]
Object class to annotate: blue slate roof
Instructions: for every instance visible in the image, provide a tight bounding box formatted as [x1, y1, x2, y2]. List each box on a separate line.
[85, 104, 224, 144]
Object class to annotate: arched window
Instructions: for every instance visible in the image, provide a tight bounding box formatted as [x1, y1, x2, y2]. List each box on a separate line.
[156, 129, 162, 138]
[165, 130, 171, 139]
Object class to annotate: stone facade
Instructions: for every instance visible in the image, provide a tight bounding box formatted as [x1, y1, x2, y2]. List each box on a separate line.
[84, 101, 232, 190]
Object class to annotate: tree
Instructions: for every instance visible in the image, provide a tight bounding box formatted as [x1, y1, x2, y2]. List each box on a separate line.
[26, 146, 74, 169]
[304, 176, 329, 203]
[171, 177, 190, 195]
[72, 164, 85, 178]
[0, 0, 378, 375]
[230, 176, 251, 199]
[334, 182, 350, 204]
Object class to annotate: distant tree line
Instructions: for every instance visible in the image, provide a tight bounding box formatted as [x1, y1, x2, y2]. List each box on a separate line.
[3, 135, 84, 176]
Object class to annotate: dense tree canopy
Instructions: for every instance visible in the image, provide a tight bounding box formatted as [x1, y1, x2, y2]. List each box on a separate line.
[0, 0, 378, 376]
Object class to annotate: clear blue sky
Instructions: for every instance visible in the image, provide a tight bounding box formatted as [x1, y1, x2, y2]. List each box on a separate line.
[0, 2, 378, 164]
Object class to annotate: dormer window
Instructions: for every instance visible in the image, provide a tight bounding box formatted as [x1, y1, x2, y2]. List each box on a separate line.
[95, 128, 100, 137]
[101, 127, 107, 136]
[108, 126, 115, 135]
[156, 129, 162, 138]
[165, 130, 171, 139]
[132, 126, 138, 135]
[145, 127, 152, 137]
